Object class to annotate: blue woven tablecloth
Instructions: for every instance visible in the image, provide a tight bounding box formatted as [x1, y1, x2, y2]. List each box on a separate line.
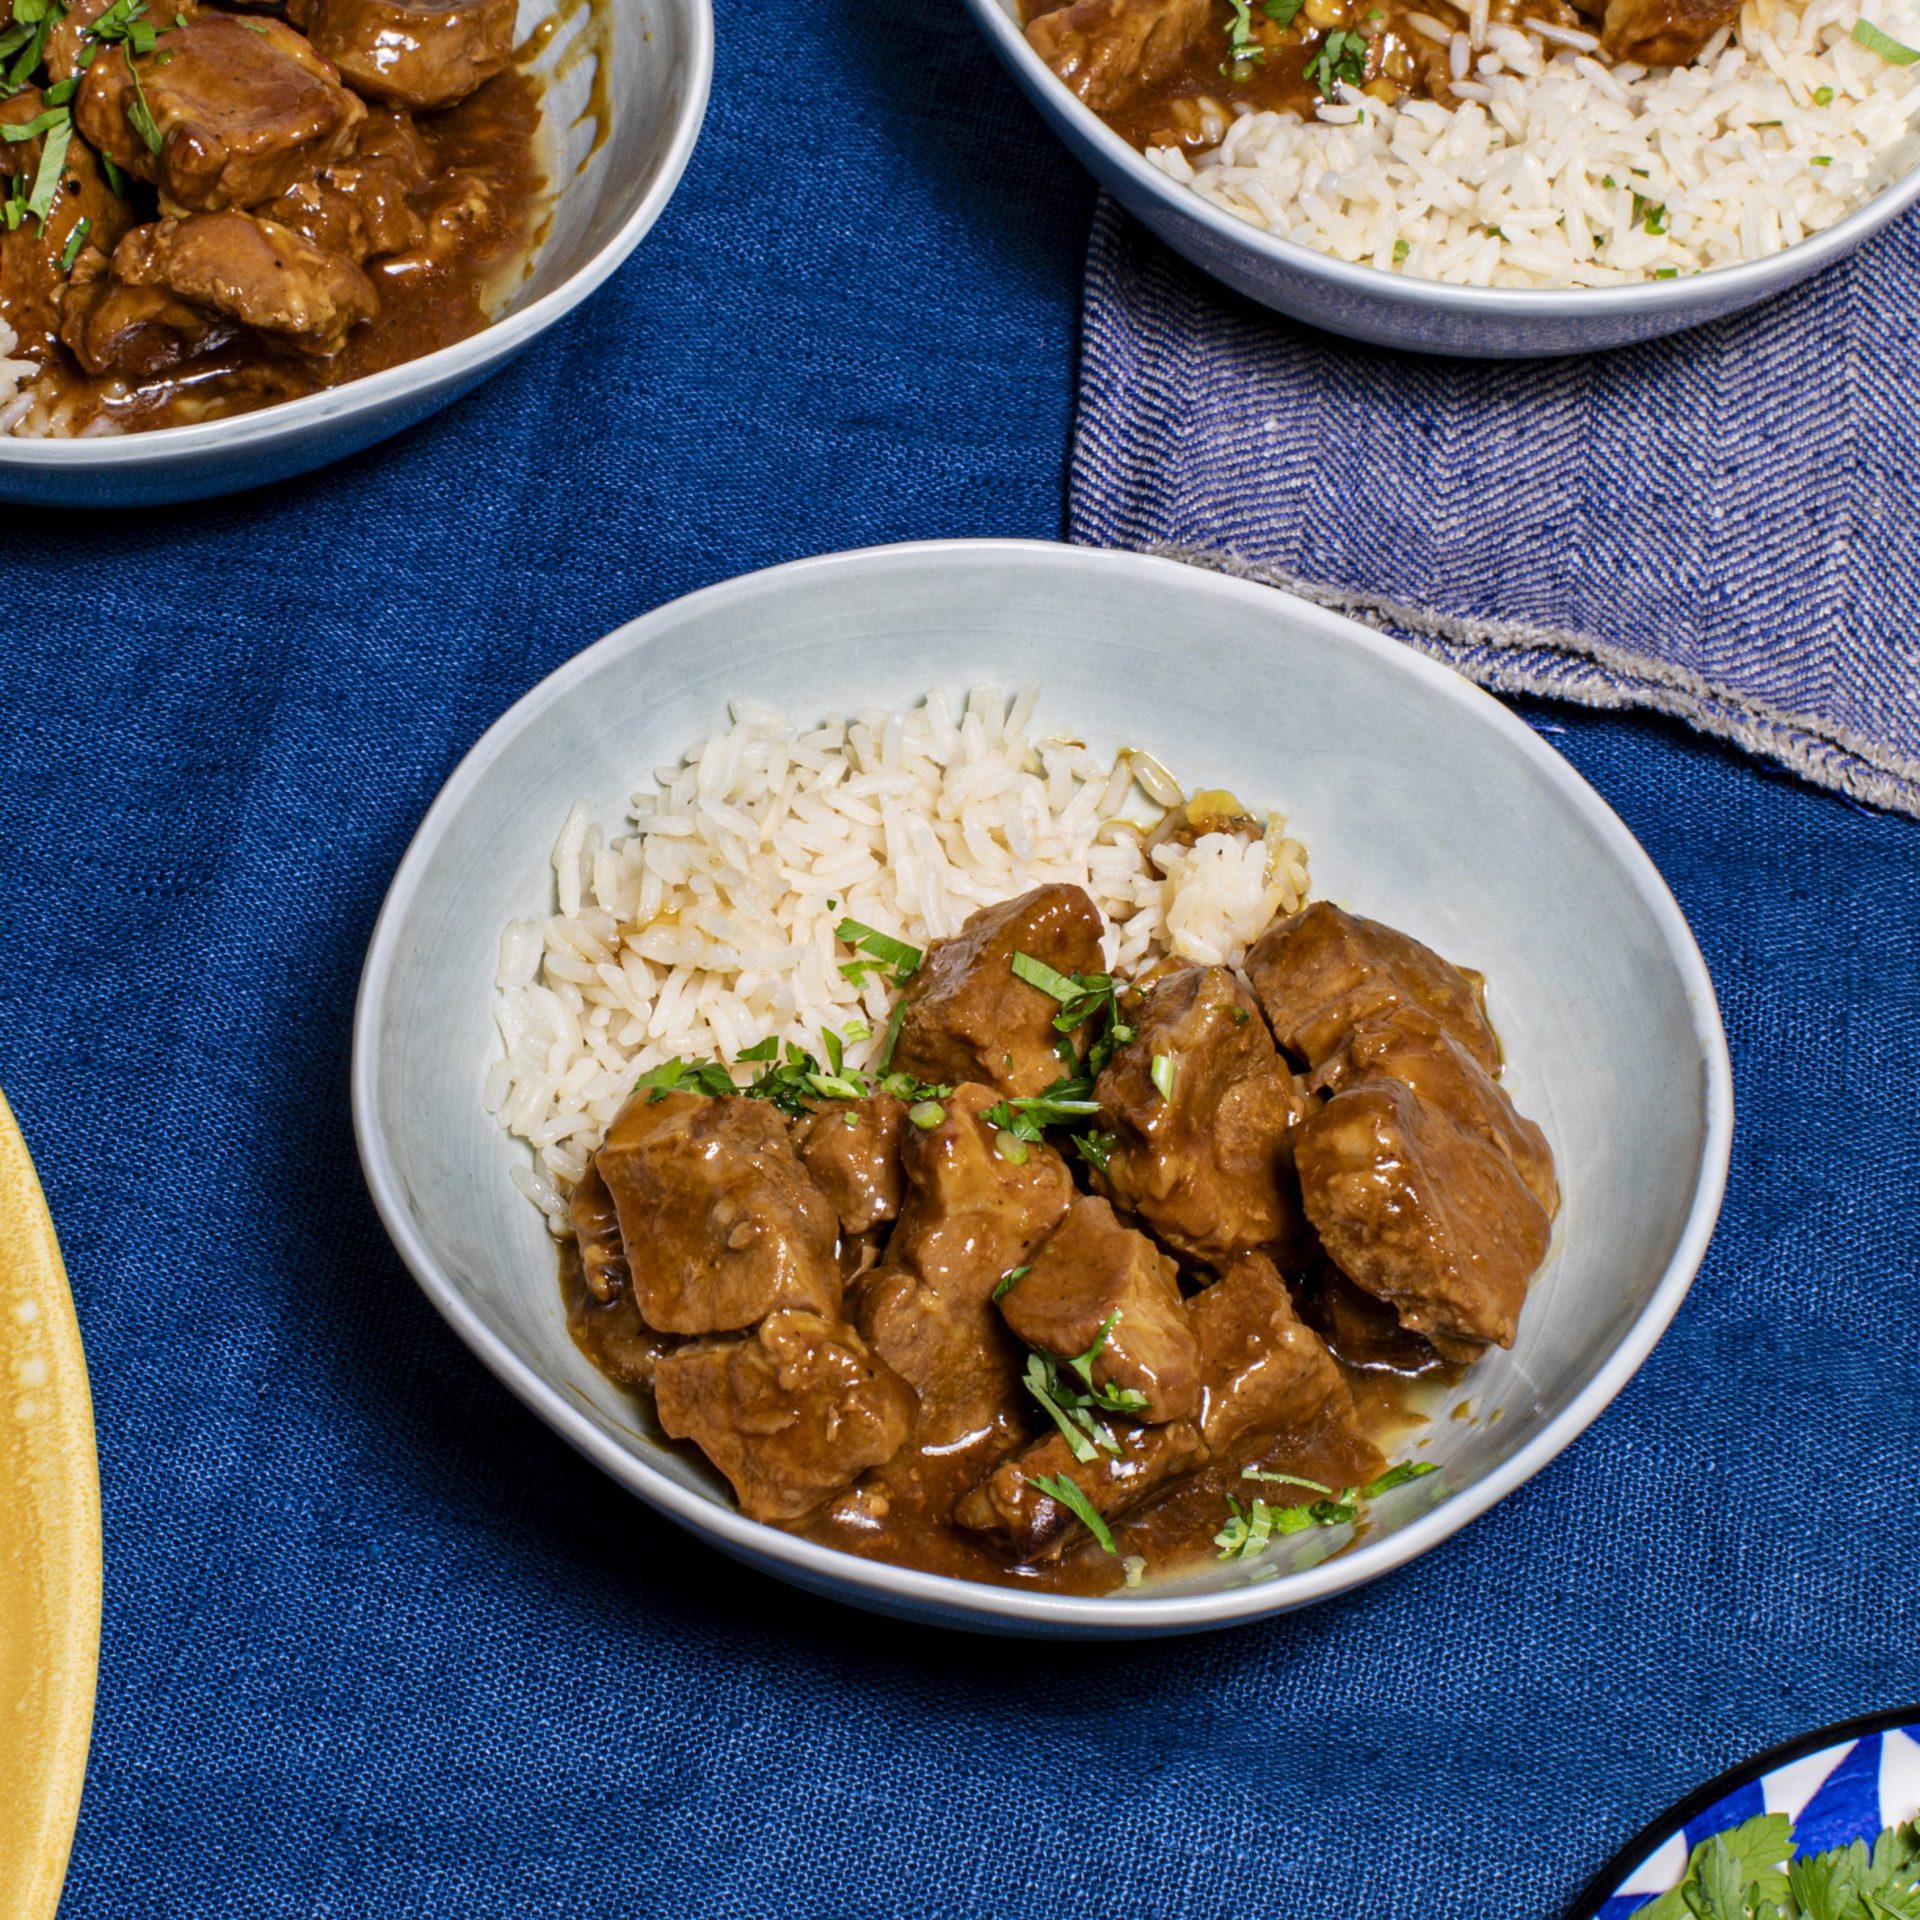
[3, 5, 1916, 1917]
[1072, 197, 1920, 816]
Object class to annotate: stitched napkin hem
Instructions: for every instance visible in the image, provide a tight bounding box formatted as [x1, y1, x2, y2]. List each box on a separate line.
[1108, 540, 1920, 818]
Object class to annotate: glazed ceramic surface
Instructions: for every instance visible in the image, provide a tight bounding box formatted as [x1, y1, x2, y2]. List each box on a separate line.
[1572, 1708, 1920, 1917]
[962, 0, 1920, 358]
[0, 1090, 101, 1920]
[0, 0, 711, 508]
[351, 538, 1733, 1637]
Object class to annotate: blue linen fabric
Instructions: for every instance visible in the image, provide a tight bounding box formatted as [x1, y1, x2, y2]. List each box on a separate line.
[1071, 197, 1920, 816]
[0, 5, 1915, 1918]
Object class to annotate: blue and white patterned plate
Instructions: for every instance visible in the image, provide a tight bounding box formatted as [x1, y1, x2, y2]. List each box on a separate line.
[1570, 1707, 1920, 1919]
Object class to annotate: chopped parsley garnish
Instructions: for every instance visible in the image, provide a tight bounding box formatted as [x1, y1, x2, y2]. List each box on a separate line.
[122, 45, 163, 156]
[1636, 1809, 1920, 1920]
[23, 112, 70, 220]
[992, 1264, 1029, 1300]
[0, 107, 68, 142]
[1021, 1321, 1147, 1463]
[1221, 0, 1265, 72]
[1218, 1460, 1439, 1561]
[1027, 1472, 1117, 1555]
[1263, 0, 1304, 22]
[834, 918, 922, 985]
[1009, 949, 1078, 1001]
[876, 995, 908, 1073]
[1852, 16, 1919, 62]
[982, 1090, 1103, 1141]
[1072, 1128, 1115, 1174]
[57, 212, 87, 270]
[631, 1031, 948, 1118]
[1305, 27, 1368, 98]
[631, 1056, 736, 1102]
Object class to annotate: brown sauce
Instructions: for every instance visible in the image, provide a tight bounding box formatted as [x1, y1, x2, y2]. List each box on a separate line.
[560, 1239, 1458, 1599]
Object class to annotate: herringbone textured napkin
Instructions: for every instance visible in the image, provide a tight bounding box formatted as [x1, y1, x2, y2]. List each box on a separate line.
[1070, 194, 1920, 815]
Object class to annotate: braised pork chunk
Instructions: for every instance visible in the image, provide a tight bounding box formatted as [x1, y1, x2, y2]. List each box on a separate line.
[1093, 964, 1310, 1262]
[891, 884, 1106, 1098]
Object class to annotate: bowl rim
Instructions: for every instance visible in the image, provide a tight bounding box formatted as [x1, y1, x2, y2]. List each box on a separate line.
[0, 0, 714, 471]
[350, 536, 1736, 1636]
[960, 0, 1920, 316]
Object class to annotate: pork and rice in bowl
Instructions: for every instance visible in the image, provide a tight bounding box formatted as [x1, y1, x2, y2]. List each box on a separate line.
[1019, 0, 1920, 285]
[487, 687, 1563, 1597]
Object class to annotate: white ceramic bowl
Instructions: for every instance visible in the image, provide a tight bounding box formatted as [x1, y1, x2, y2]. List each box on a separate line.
[352, 538, 1733, 1638]
[0, 0, 711, 507]
[963, 0, 1920, 358]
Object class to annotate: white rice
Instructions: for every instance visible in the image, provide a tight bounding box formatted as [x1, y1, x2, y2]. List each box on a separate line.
[0, 318, 41, 437]
[1147, 0, 1920, 285]
[489, 688, 1312, 1230]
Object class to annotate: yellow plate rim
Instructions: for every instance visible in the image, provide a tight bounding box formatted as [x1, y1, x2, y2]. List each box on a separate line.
[0, 1087, 102, 1920]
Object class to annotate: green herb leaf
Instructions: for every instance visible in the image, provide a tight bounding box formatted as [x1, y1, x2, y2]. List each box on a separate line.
[122, 45, 162, 155]
[57, 211, 87, 270]
[1010, 948, 1079, 1002]
[1263, 0, 1303, 21]
[876, 995, 908, 1075]
[834, 917, 922, 983]
[1215, 1495, 1276, 1560]
[1072, 1128, 1115, 1174]
[1360, 1460, 1439, 1498]
[1244, 1467, 1335, 1494]
[23, 112, 70, 220]
[736, 1036, 778, 1063]
[1853, 17, 1919, 62]
[1304, 26, 1368, 98]
[992, 1264, 1029, 1301]
[1024, 1355, 1101, 1462]
[1027, 1471, 1117, 1554]
[1221, 0, 1266, 68]
[0, 107, 68, 141]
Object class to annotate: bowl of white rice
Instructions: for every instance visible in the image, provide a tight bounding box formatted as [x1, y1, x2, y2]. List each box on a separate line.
[964, 0, 1920, 354]
[351, 538, 1732, 1636]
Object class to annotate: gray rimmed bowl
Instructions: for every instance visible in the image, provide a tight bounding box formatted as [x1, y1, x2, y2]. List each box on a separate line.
[0, 0, 711, 508]
[351, 537, 1734, 1638]
[962, 0, 1920, 357]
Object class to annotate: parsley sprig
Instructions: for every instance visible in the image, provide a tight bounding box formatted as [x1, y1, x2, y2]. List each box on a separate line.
[630, 1030, 949, 1119]
[1026, 1471, 1117, 1555]
[980, 949, 1137, 1166]
[1017, 1312, 1149, 1463]
[1216, 1460, 1438, 1560]
[1221, 0, 1265, 73]
[1305, 26, 1368, 98]
[1636, 1809, 1920, 1920]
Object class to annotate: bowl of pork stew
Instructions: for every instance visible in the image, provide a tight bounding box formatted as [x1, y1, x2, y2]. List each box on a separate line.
[352, 538, 1733, 1637]
[0, 0, 710, 504]
[962, 0, 1920, 355]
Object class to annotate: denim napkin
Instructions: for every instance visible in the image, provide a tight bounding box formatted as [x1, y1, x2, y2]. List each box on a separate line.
[1070, 194, 1920, 815]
